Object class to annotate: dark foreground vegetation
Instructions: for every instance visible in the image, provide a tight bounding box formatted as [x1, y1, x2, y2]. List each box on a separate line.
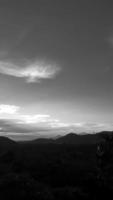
[0, 132, 113, 199]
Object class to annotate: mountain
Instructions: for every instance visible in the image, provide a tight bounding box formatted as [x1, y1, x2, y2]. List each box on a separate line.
[55, 133, 100, 145]
[27, 132, 104, 145]
[1, 131, 112, 146]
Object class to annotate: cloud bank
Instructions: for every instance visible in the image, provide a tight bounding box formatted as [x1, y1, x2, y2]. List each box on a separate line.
[0, 60, 60, 82]
[0, 104, 113, 140]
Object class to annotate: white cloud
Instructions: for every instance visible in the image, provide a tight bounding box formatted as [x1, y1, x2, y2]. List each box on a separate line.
[0, 60, 60, 82]
[17, 114, 51, 124]
[0, 104, 62, 128]
[0, 104, 19, 114]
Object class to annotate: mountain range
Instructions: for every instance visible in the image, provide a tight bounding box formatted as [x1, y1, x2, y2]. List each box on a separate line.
[0, 131, 112, 148]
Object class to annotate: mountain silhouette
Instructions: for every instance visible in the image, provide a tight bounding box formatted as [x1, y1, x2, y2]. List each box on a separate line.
[0, 131, 113, 146]
[55, 132, 100, 144]
[27, 132, 105, 145]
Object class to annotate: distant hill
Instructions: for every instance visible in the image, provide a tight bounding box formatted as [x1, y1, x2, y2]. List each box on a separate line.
[27, 132, 108, 145]
[55, 133, 100, 145]
[1, 131, 113, 146]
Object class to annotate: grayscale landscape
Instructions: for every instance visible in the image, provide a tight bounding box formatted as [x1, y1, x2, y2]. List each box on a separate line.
[0, 0, 113, 199]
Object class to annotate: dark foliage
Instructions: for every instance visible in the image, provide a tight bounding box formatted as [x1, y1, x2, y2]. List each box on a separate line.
[0, 133, 113, 199]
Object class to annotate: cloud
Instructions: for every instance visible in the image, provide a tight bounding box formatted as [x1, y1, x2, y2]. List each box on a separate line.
[0, 60, 60, 82]
[18, 114, 51, 124]
[0, 104, 64, 136]
[0, 104, 19, 114]
[16, 114, 59, 126]
[71, 122, 113, 133]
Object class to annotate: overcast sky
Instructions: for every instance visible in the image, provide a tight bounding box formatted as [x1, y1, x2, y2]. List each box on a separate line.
[0, 0, 113, 139]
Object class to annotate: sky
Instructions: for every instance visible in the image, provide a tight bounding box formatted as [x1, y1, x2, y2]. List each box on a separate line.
[0, 0, 113, 140]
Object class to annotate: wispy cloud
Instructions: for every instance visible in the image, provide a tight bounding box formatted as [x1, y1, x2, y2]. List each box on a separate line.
[0, 60, 60, 82]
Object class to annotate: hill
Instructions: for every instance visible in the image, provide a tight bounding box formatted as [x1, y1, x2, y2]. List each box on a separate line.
[55, 132, 100, 144]
[27, 132, 105, 145]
